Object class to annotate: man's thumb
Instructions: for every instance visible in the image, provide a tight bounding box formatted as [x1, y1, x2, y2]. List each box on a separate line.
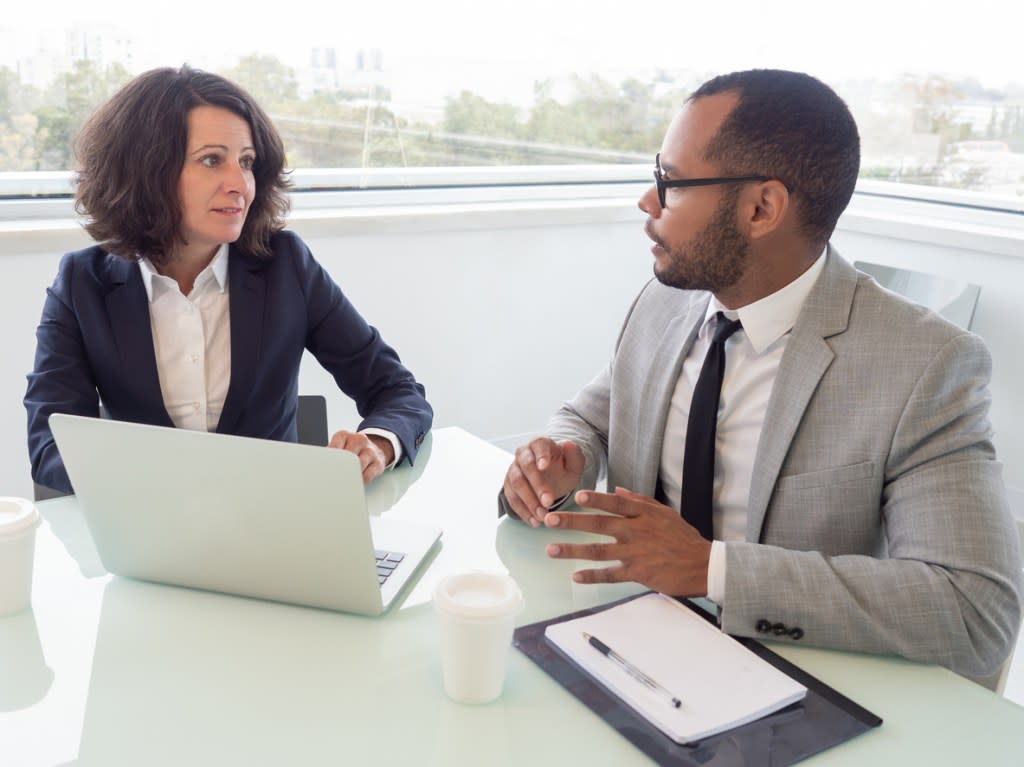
[559, 440, 585, 475]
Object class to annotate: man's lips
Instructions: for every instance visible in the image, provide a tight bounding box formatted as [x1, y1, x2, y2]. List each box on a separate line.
[644, 220, 666, 253]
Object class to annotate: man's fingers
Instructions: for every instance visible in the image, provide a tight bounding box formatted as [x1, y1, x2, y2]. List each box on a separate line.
[503, 467, 544, 527]
[517, 443, 550, 492]
[613, 486, 649, 502]
[543, 511, 623, 537]
[529, 437, 562, 472]
[507, 461, 543, 511]
[572, 490, 646, 518]
[513, 445, 554, 516]
[506, 437, 587, 525]
[502, 484, 536, 527]
[545, 540, 624, 561]
[561, 440, 585, 476]
[571, 564, 629, 584]
[502, 489, 534, 525]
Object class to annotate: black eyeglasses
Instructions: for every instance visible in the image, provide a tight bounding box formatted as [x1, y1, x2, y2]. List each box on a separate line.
[653, 152, 772, 209]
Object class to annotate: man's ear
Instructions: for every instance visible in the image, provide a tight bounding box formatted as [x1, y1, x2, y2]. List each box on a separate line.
[744, 180, 790, 240]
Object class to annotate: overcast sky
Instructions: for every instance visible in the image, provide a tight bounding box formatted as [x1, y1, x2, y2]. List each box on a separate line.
[1, 0, 1017, 103]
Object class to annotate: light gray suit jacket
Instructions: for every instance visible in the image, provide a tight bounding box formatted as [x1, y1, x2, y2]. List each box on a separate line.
[506, 248, 1022, 676]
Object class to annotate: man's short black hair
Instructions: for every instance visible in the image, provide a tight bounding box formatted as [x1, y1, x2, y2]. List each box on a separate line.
[690, 69, 860, 247]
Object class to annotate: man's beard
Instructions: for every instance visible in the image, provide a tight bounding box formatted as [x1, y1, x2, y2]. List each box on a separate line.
[651, 190, 750, 294]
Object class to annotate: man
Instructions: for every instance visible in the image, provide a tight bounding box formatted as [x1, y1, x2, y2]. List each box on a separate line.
[499, 69, 1022, 677]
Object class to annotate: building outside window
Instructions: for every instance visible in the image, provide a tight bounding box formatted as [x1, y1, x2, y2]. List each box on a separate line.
[0, 0, 1020, 202]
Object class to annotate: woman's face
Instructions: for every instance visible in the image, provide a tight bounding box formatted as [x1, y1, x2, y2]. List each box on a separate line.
[176, 105, 256, 259]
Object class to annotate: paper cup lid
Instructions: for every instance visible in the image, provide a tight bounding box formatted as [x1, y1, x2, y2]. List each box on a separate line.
[0, 498, 40, 539]
[433, 572, 523, 620]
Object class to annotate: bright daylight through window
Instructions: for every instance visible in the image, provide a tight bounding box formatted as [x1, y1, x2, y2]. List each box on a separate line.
[0, 0, 1020, 202]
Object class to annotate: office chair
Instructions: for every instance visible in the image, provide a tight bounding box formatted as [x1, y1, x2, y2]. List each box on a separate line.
[32, 395, 330, 502]
[855, 262, 1018, 692]
[853, 261, 981, 330]
[965, 640, 1018, 696]
[294, 394, 329, 447]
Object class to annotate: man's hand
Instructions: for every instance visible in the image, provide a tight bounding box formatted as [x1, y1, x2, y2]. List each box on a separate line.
[543, 487, 712, 596]
[502, 438, 585, 528]
[329, 430, 394, 484]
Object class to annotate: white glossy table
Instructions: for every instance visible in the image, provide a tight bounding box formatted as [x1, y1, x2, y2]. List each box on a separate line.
[2, 427, 1023, 766]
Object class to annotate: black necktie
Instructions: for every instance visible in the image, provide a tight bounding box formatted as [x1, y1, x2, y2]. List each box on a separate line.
[680, 312, 743, 540]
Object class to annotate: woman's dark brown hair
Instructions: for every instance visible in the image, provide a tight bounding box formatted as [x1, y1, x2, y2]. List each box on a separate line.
[74, 65, 290, 264]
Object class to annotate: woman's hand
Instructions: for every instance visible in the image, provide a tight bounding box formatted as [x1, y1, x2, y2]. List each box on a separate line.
[328, 430, 395, 484]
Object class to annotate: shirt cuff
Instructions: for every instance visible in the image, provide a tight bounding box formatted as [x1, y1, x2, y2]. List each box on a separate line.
[706, 540, 727, 604]
[549, 491, 574, 510]
[359, 428, 402, 469]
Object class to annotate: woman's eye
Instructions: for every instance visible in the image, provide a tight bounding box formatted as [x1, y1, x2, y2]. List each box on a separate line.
[200, 155, 220, 168]
[240, 156, 256, 171]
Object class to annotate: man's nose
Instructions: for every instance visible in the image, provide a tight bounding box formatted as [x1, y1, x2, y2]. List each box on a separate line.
[638, 183, 661, 217]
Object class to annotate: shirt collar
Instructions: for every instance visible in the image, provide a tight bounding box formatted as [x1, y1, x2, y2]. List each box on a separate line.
[702, 247, 827, 354]
[137, 244, 230, 303]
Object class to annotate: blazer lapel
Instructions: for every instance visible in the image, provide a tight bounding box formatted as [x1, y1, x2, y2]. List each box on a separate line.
[217, 250, 267, 435]
[633, 294, 709, 497]
[746, 248, 858, 541]
[103, 257, 171, 424]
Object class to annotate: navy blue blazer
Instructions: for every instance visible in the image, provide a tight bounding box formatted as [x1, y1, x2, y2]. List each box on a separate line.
[25, 230, 432, 493]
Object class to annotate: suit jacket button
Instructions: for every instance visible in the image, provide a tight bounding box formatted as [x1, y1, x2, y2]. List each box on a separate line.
[771, 623, 788, 636]
[756, 619, 771, 633]
[789, 627, 804, 640]
[415, 433, 423, 447]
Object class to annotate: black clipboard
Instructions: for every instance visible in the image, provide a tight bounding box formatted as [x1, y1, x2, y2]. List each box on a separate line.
[514, 592, 882, 767]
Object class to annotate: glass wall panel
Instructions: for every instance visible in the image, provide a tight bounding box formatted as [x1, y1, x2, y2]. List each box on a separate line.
[1, 1, 1019, 200]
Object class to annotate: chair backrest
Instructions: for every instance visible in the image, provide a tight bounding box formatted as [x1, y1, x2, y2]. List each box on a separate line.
[964, 634, 1019, 695]
[33, 481, 69, 502]
[853, 261, 981, 330]
[295, 394, 329, 447]
[856, 262, 1019, 695]
[33, 395, 330, 501]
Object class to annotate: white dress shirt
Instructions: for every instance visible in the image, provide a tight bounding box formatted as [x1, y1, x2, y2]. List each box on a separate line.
[657, 250, 827, 603]
[138, 246, 401, 466]
[139, 245, 231, 432]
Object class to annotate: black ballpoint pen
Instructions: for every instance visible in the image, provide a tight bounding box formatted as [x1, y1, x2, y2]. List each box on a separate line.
[582, 632, 683, 708]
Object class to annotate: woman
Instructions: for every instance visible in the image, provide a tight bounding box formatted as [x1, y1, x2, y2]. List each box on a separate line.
[25, 65, 432, 494]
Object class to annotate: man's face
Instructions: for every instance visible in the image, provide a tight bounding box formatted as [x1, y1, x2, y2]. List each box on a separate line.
[638, 93, 751, 294]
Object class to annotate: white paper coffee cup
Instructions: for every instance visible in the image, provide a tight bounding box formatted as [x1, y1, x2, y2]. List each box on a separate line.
[433, 572, 524, 704]
[0, 498, 42, 617]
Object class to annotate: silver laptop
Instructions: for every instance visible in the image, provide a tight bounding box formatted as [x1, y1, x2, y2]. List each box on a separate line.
[49, 413, 441, 615]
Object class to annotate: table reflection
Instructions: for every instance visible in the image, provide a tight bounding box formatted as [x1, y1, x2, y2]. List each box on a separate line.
[0, 609, 54, 712]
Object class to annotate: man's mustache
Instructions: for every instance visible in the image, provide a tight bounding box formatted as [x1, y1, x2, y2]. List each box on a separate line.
[644, 220, 665, 249]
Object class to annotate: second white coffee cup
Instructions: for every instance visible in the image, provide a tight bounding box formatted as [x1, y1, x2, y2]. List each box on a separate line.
[433, 571, 524, 704]
[0, 497, 42, 617]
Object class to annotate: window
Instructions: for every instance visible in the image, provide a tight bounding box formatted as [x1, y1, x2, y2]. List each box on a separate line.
[0, 0, 1020, 202]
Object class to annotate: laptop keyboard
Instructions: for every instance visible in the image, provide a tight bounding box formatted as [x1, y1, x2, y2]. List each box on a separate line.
[375, 550, 406, 585]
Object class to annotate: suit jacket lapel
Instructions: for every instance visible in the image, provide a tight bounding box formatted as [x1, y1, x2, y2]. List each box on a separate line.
[746, 248, 858, 541]
[217, 249, 267, 435]
[634, 294, 709, 497]
[103, 257, 172, 424]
